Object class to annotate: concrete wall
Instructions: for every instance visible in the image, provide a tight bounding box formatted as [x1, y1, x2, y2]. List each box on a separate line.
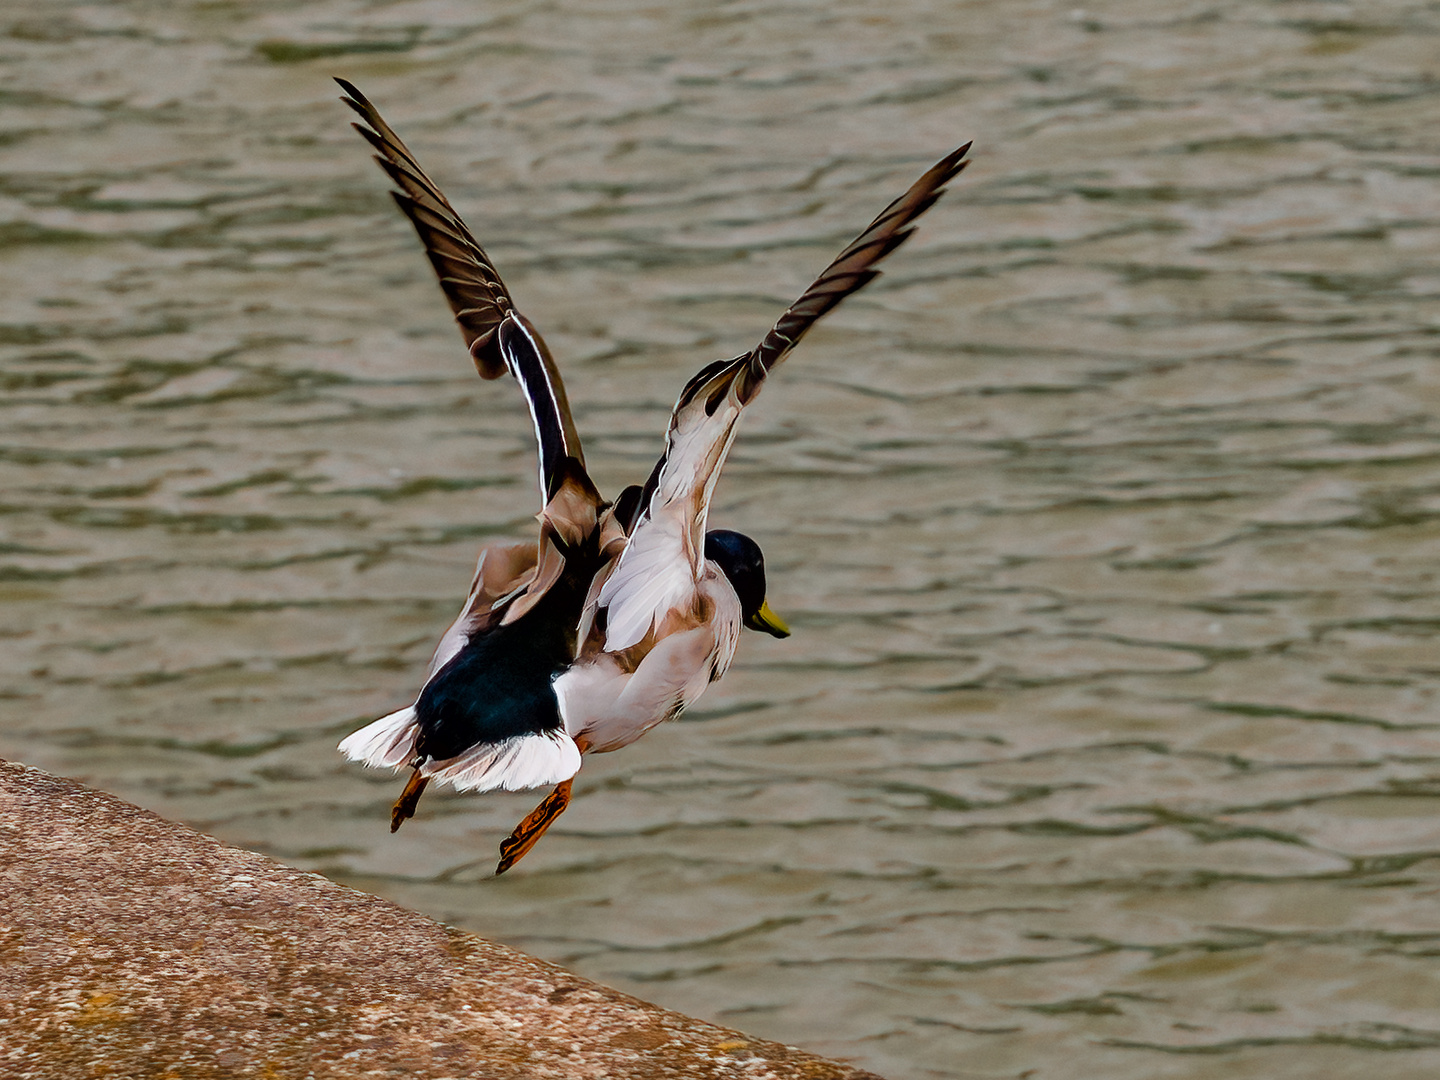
[0, 760, 883, 1079]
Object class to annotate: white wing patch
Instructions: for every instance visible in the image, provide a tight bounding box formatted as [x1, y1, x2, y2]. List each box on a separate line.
[338, 706, 418, 769]
[597, 374, 745, 652]
[650, 388, 742, 526]
[597, 512, 695, 651]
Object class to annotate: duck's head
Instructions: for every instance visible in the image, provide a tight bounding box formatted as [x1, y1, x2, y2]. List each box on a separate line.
[704, 529, 791, 638]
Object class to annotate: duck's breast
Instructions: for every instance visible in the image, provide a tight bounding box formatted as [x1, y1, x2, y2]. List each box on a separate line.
[558, 570, 742, 754]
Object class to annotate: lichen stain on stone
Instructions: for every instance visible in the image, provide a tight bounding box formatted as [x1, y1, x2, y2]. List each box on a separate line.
[606, 1025, 677, 1052]
[72, 991, 125, 1026]
[547, 984, 580, 1004]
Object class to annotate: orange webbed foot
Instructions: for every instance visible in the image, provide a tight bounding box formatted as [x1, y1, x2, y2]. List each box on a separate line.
[390, 770, 429, 833]
[495, 778, 574, 875]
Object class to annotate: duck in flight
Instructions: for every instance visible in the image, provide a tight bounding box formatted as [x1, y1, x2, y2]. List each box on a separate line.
[334, 79, 970, 874]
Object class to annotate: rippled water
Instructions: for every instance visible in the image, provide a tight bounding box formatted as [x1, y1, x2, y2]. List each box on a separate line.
[5, 2, 1440, 1077]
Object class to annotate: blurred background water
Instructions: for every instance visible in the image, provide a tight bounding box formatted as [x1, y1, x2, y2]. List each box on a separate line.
[3, 1, 1440, 1077]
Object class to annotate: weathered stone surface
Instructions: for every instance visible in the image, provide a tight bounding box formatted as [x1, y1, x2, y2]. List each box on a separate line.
[0, 761, 883, 1080]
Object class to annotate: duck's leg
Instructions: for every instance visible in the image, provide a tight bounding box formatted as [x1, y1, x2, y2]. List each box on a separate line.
[496, 778, 573, 875]
[390, 768, 429, 833]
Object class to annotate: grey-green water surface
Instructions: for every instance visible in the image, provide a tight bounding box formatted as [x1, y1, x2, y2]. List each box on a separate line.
[3, 2, 1440, 1077]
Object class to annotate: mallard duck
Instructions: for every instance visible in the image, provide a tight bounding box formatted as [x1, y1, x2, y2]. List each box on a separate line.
[334, 79, 970, 873]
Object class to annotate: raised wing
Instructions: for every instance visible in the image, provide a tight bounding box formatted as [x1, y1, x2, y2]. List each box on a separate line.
[599, 145, 972, 650]
[336, 77, 516, 381]
[338, 80, 587, 507]
[748, 144, 972, 382]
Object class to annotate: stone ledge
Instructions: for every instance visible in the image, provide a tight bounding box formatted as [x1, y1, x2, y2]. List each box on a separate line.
[0, 760, 883, 1080]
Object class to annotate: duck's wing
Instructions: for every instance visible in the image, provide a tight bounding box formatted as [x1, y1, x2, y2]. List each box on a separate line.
[337, 80, 568, 409]
[598, 145, 971, 651]
[337, 78, 515, 380]
[338, 80, 588, 505]
[339, 83, 601, 641]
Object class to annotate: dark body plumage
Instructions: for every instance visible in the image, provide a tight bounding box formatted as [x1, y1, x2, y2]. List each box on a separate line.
[413, 554, 597, 761]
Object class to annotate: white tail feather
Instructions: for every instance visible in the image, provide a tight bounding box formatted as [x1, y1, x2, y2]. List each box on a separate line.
[425, 731, 581, 793]
[338, 706, 418, 769]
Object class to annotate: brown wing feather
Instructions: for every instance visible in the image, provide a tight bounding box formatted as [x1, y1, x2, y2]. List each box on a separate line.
[336, 77, 514, 379]
[670, 144, 971, 416]
[743, 144, 972, 394]
[632, 144, 972, 523]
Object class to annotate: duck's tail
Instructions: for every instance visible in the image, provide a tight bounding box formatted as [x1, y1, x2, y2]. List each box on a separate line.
[424, 731, 582, 794]
[341, 706, 581, 792]
[338, 705, 419, 770]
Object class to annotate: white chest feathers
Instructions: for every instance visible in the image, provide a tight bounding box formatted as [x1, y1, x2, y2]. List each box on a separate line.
[557, 566, 742, 754]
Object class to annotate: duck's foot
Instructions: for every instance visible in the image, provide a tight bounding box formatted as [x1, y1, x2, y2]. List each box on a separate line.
[390, 770, 429, 833]
[496, 778, 573, 876]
